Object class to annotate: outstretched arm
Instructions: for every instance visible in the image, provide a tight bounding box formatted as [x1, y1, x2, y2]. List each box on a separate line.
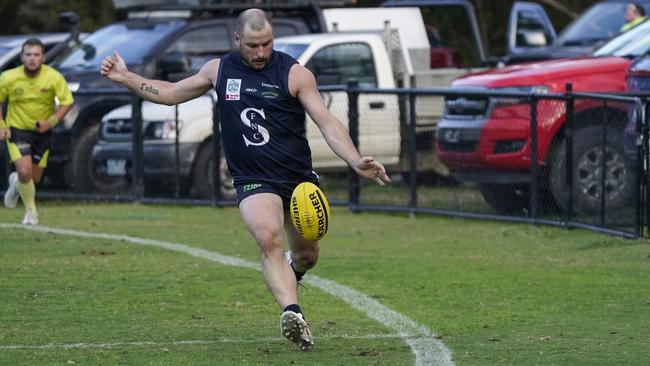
[291, 64, 391, 185]
[100, 51, 218, 105]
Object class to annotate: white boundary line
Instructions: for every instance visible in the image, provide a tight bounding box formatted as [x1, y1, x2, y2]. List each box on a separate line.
[0, 223, 454, 365]
[1, 333, 405, 350]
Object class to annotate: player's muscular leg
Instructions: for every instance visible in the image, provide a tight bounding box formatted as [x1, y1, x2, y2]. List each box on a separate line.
[14, 156, 34, 183]
[31, 165, 45, 185]
[240, 193, 298, 309]
[284, 217, 320, 273]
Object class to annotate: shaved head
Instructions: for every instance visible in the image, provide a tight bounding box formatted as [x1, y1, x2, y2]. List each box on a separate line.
[237, 8, 272, 35]
[235, 8, 275, 70]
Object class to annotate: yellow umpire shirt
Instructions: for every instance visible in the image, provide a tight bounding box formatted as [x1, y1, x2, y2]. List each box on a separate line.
[0, 64, 74, 130]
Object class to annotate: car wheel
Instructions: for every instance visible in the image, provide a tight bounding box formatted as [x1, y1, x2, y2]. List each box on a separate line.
[548, 126, 635, 214]
[67, 124, 130, 193]
[192, 143, 235, 199]
[478, 183, 530, 215]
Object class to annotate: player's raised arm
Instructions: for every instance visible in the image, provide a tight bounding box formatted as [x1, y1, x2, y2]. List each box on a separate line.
[100, 50, 218, 105]
[291, 64, 391, 186]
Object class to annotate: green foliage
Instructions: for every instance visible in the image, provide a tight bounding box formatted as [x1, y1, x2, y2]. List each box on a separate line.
[0, 0, 116, 35]
[0, 201, 649, 365]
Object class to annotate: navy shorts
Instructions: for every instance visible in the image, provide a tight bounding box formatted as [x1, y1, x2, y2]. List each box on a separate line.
[235, 178, 319, 210]
[7, 127, 52, 167]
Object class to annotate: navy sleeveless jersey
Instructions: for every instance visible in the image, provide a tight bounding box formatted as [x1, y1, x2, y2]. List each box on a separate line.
[215, 50, 315, 186]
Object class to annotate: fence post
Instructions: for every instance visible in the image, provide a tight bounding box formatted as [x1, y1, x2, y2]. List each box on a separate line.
[347, 80, 360, 210]
[564, 83, 574, 224]
[212, 99, 222, 206]
[131, 96, 144, 202]
[635, 99, 645, 237]
[600, 100, 608, 226]
[408, 91, 418, 211]
[174, 104, 181, 198]
[529, 95, 539, 220]
[639, 99, 650, 236]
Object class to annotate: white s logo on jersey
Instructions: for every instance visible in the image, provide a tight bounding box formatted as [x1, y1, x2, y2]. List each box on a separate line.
[240, 107, 270, 147]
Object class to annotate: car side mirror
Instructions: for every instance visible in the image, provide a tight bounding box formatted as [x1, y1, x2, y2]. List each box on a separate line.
[516, 29, 548, 48]
[81, 44, 96, 61]
[44, 11, 82, 64]
[506, 2, 557, 56]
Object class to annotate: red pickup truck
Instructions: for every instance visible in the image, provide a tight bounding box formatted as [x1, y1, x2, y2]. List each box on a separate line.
[436, 20, 650, 214]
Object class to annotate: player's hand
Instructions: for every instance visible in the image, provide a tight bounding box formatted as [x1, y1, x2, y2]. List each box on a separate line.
[0, 127, 10, 141]
[100, 50, 128, 83]
[35, 120, 51, 133]
[354, 156, 391, 185]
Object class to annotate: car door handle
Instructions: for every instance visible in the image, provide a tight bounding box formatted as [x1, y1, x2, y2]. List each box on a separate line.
[369, 101, 385, 109]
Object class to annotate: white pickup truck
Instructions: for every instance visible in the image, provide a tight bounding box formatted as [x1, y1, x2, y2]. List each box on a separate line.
[91, 7, 475, 197]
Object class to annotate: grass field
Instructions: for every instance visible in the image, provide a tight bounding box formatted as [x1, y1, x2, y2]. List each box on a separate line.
[1, 201, 649, 365]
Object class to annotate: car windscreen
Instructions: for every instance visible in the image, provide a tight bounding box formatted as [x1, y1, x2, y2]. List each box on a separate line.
[273, 43, 308, 60]
[0, 46, 13, 56]
[557, 2, 628, 47]
[593, 19, 650, 57]
[55, 22, 184, 70]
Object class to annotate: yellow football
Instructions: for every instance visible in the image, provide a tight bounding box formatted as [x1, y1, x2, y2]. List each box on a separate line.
[290, 182, 330, 241]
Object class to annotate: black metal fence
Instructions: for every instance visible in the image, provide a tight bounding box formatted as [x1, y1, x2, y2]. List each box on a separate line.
[1, 85, 647, 239]
[340, 85, 644, 238]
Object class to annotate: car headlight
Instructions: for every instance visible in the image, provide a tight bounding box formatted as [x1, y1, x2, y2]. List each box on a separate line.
[144, 120, 182, 140]
[491, 85, 549, 107]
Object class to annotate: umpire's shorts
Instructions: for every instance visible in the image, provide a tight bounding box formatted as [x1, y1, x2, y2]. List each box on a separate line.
[6, 127, 51, 168]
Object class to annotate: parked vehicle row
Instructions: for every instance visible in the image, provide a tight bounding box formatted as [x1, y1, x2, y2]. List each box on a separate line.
[5, 0, 650, 208]
[436, 18, 650, 214]
[87, 0, 650, 199]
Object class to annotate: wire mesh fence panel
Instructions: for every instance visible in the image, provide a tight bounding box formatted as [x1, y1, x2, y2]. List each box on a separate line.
[409, 92, 492, 213]
[308, 90, 353, 204]
[353, 90, 409, 207]
[356, 88, 642, 237]
[1, 90, 139, 201]
[436, 91, 541, 217]
[95, 94, 217, 201]
[562, 96, 639, 233]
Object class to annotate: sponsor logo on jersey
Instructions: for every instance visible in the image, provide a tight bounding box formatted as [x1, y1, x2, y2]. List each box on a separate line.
[245, 88, 257, 93]
[262, 90, 279, 99]
[11, 88, 24, 97]
[242, 183, 262, 192]
[226, 79, 242, 100]
[261, 82, 279, 89]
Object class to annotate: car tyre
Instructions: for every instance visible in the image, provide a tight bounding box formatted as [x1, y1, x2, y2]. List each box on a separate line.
[67, 124, 130, 193]
[548, 126, 635, 214]
[192, 143, 235, 200]
[478, 183, 531, 215]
